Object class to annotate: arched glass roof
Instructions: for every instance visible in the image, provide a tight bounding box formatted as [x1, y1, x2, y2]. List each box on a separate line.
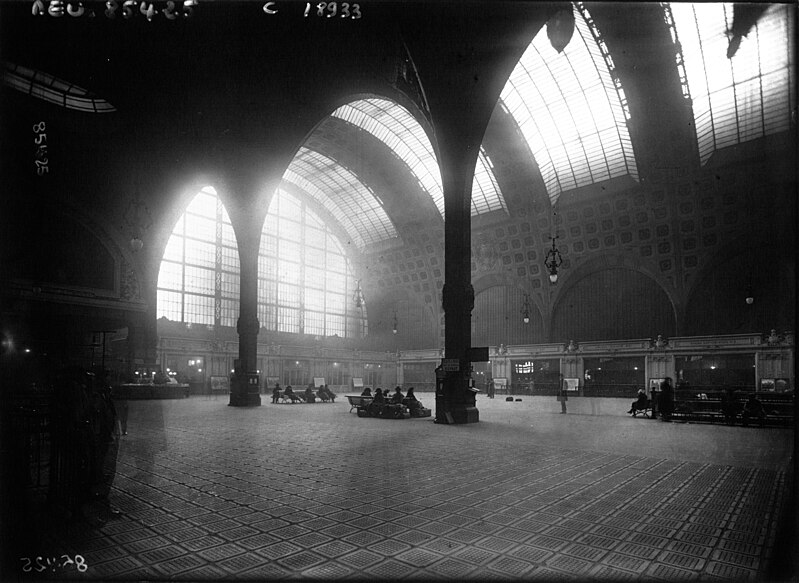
[281, 147, 399, 249]
[668, 3, 794, 165]
[332, 98, 507, 217]
[499, 3, 638, 206]
[3, 62, 116, 113]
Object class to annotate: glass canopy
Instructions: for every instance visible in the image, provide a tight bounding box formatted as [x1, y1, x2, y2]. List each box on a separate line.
[282, 147, 399, 249]
[332, 98, 507, 217]
[668, 3, 794, 164]
[499, 3, 638, 206]
[3, 62, 116, 113]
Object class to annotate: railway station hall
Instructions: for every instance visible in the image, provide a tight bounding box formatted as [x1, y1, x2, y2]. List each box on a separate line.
[1, 1, 796, 581]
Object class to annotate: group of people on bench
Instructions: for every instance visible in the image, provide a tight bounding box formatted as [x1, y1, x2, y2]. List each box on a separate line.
[627, 380, 769, 426]
[722, 389, 767, 426]
[272, 383, 336, 404]
[360, 386, 424, 415]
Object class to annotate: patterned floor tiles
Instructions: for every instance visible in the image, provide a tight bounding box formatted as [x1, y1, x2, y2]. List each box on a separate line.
[11, 395, 793, 581]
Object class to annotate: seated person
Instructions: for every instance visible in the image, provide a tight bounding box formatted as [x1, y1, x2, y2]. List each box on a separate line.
[391, 386, 404, 404]
[271, 383, 282, 404]
[720, 388, 739, 424]
[304, 386, 316, 403]
[628, 387, 649, 414]
[323, 384, 336, 402]
[360, 387, 372, 397]
[402, 387, 423, 411]
[742, 394, 766, 427]
[317, 385, 330, 402]
[283, 386, 302, 403]
[369, 388, 385, 415]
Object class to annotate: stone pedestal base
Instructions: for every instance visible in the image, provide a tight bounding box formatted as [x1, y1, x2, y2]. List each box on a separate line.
[228, 375, 261, 407]
[435, 404, 479, 424]
[435, 370, 479, 424]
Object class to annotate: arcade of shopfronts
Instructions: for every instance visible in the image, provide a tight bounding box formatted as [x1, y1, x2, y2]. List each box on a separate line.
[1, 2, 795, 423]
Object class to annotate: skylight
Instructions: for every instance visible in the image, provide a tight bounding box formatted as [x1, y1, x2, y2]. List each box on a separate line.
[281, 147, 399, 249]
[332, 98, 507, 217]
[499, 3, 638, 205]
[668, 3, 794, 164]
[3, 62, 116, 113]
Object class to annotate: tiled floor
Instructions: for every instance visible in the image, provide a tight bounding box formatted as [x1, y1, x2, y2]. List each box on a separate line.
[11, 394, 795, 581]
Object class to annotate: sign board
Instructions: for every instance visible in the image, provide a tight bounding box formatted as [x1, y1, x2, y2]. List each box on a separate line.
[210, 376, 230, 393]
[442, 359, 460, 372]
[564, 378, 580, 392]
[313, 377, 325, 388]
[493, 377, 508, 390]
[467, 347, 489, 362]
[352, 377, 364, 388]
[649, 378, 665, 392]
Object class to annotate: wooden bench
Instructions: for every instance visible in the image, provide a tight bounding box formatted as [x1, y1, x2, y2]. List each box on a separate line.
[347, 395, 373, 412]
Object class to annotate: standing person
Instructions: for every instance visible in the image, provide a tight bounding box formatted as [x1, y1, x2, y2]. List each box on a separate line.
[659, 377, 674, 421]
[487, 378, 495, 399]
[271, 383, 282, 404]
[557, 376, 568, 414]
[650, 381, 661, 420]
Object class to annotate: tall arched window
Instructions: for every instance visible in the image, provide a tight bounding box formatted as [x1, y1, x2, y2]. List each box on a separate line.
[258, 189, 367, 338]
[157, 186, 239, 327]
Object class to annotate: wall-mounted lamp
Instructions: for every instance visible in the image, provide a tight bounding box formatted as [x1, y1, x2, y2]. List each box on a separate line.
[392, 310, 398, 335]
[544, 235, 563, 284]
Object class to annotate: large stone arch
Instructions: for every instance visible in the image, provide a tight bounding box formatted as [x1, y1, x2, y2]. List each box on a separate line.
[549, 253, 677, 343]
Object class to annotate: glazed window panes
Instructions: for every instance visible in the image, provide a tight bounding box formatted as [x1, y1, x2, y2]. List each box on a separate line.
[500, 3, 638, 204]
[157, 186, 240, 327]
[332, 98, 508, 217]
[280, 221, 303, 243]
[163, 234, 183, 262]
[157, 260, 183, 291]
[305, 266, 326, 289]
[260, 235, 277, 258]
[305, 248, 325, 270]
[278, 306, 300, 333]
[220, 299, 237, 327]
[184, 214, 216, 242]
[158, 290, 182, 321]
[325, 274, 345, 294]
[278, 262, 301, 286]
[305, 226, 326, 249]
[257, 189, 367, 338]
[258, 303, 277, 329]
[4, 62, 117, 113]
[184, 294, 214, 325]
[220, 273, 239, 297]
[326, 253, 346, 274]
[279, 240, 302, 265]
[183, 266, 215, 295]
[669, 3, 793, 164]
[326, 291, 345, 313]
[221, 222, 236, 247]
[283, 148, 398, 248]
[220, 246, 239, 272]
[305, 288, 325, 311]
[472, 149, 507, 214]
[304, 310, 325, 335]
[326, 313, 345, 336]
[184, 240, 216, 269]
